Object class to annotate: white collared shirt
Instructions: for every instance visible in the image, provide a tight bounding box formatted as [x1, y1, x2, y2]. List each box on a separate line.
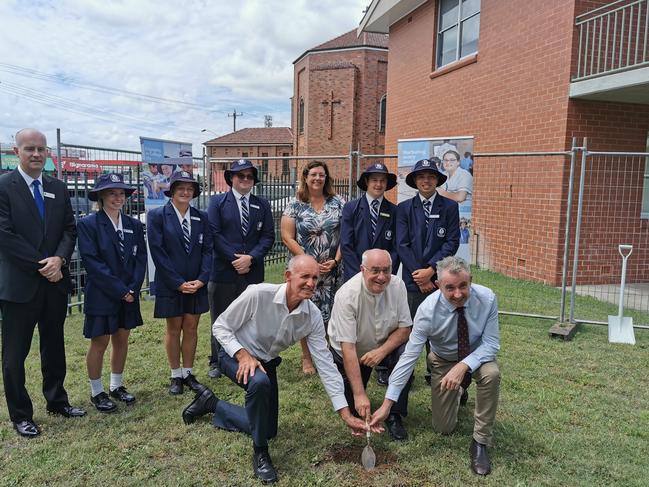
[365, 193, 384, 209]
[171, 202, 191, 233]
[328, 272, 412, 358]
[104, 210, 123, 233]
[213, 282, 348, 411]
[17, 165, 43, 200]
[231, 188, 251, 222]
[419, 192, 437, 206]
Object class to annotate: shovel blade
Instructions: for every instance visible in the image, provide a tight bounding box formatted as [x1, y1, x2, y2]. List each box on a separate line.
[607, 316, 636, 345]
[361, 445, 376, 471]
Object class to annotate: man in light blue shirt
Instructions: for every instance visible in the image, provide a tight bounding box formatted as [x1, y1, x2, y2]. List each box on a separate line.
[370, 256, 500, 476]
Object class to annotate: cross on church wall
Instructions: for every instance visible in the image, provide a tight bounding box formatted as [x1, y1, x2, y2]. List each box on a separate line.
[321, 91, 341, 140]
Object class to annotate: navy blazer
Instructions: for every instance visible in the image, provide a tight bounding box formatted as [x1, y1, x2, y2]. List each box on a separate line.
[207, 191, 274, 284]
[0, 170, 76, 302]
[396, 194, 460, 293]
[340, 196, 399, 282]
[77, 210, 147, 315]
[146, 202, 212, 297]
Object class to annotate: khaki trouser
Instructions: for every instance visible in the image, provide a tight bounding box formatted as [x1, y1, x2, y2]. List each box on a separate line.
[427, 352, 501, 446]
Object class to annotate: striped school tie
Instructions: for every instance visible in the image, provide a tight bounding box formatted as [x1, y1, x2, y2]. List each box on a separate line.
[370, 199, 379, 238]
[116, 229, 125, 260]
[182, 219, 191, 253]
[423, 200, 432, 226]
[241, 196, 249, 234]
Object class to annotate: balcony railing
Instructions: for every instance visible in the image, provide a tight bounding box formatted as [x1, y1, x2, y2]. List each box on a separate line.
[574, 0, 649, 81]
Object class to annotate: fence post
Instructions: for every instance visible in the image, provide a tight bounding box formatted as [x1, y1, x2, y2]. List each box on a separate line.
[569, 138, 588, 325]
[559, 138, 578, 323]
[348, 145, 354, 199]
[56, 128, 62, 179]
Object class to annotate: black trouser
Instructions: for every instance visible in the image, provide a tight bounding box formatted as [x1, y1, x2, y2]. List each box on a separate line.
[207, 278, 249, 366]
[1, 281, 69, 422]
[407, 291, 433, 376]
[331, 344, 413, 417]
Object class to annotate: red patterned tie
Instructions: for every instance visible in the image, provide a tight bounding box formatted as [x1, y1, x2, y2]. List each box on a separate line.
[456, 306, 472, 390]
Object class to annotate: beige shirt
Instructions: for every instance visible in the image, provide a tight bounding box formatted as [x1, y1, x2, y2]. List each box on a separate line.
[328, 272, 412, 357]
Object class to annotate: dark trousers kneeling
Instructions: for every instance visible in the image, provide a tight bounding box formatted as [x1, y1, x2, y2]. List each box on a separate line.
[213, 349, 281, 448]
[331, 343, 413, 417]
[208, 278, 249, 367]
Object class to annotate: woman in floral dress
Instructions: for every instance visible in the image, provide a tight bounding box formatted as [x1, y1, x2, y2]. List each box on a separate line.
[281, 160, 344, 374]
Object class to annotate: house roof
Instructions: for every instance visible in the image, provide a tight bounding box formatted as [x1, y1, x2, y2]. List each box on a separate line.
[294, 29, 388, 64]
[203, 127, 293, 146]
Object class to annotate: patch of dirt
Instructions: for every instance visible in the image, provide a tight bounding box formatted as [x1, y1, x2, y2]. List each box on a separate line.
[317, 444, 398, 475]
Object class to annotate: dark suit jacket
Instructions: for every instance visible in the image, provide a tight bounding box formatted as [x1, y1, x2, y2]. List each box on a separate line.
[147, 202, 212, 297]
[0, 170, 76, 303]
[340, 196, 399, 282]
[207, 191, 274, 284]
[396, 193, 460, 293]
[77, 211, 147, 315]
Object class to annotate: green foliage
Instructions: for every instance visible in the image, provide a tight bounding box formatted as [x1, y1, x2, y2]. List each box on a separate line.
[0, 270, 647, 486]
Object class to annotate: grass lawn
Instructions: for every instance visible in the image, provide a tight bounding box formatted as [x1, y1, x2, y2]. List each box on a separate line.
[0, 268, 647, 486]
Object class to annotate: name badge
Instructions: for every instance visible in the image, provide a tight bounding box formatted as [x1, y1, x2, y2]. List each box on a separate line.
[123, 228, 134, 234]
[43, 192, 55, 199]
[250, 204, 260, 210]
[379, 212, 390, 218]
[132, 245, 138, 256]
[257, 221, 263, 230]
[199, 233, 203, 244]
[430, 214, 440, 219]
[190, 216, 201, 221]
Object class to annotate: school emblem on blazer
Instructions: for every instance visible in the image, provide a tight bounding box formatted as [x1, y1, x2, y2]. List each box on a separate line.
[199, 233, 203, 244]
[257, 221, 263, 231]
[132, 245, 138, 256]
[437, 227, 446, 237]
[385, 229, 393, 240]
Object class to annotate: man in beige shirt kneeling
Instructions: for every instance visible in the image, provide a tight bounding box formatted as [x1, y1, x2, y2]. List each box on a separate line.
[328, 249, 413, 440]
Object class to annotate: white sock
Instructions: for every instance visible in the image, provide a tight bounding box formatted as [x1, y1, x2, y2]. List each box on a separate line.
[89, 378, 104, 397]
[109, 373, 123, 391]
[171, 368, 183, 379]
[182, 368, 193, 379]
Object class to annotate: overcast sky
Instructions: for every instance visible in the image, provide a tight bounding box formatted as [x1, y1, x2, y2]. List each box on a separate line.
[0, 0, 369, 155]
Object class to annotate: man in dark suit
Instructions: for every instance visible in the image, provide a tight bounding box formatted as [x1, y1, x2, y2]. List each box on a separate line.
[396, 158, 460, 384]
[206, 159, 274, 378]
[0, 128, 86, 438]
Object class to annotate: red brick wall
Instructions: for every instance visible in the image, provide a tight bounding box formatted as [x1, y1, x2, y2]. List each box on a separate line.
[292, 46, 388, 180]
[383, 0, 648, 285]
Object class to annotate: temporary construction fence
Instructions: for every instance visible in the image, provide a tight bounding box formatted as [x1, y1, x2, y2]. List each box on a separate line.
[13, 135, 645, 331]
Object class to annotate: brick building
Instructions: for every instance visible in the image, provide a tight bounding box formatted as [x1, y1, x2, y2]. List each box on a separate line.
[203, 127, 293, 191]
[359, 0, 649, 286]
[292, 29, 389, 179]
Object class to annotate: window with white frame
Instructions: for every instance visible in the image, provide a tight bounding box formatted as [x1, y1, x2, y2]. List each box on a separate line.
[641, 131, 649, 218]
[437, 0, 480, 68]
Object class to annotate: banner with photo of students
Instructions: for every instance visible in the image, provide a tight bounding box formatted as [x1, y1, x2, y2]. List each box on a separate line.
[397, 137, 474, 262]
[139, 137, 194, 294]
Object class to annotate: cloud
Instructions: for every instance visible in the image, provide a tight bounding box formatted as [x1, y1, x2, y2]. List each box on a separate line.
[0, 0, 369, 153]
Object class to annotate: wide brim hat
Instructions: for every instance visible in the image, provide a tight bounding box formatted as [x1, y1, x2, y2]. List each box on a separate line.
[88, 173, 136, 201]
[224, 159, 259, 186]
[164, 170, 201, 198]
[357, 162, 397, 191]
[405, 158, 447, 189]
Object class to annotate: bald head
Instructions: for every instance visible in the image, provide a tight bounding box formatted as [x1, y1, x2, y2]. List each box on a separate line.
[13, 128, 48, 179]
[287, 254, 319, 273]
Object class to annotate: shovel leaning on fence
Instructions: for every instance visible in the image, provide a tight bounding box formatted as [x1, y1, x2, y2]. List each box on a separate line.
[608, 244, 635, 345]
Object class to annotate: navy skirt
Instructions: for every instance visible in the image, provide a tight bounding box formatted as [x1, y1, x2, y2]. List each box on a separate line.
[154, 288, 209, 318]
[84, 302, 143, 339]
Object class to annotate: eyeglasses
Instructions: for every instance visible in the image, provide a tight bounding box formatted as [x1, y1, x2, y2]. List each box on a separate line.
[362, 266, 391, 276]
[235, 173, 255, 180]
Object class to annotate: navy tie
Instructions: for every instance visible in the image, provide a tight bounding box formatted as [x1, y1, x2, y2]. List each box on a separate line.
[423, 200, 432, 226]
[182, 219, 191, 253]
[370, 199, 379, 238]
[116, 229, 125, 260]
[32, 180, 45, 220]
[456, 306, 472, 390]
[241, 196, 249, 234]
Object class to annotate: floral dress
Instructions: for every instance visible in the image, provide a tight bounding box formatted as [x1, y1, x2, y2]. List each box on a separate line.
[283, 195, 345, 323]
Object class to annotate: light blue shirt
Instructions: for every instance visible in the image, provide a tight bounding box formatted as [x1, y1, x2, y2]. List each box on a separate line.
[386, 283, 500, 402]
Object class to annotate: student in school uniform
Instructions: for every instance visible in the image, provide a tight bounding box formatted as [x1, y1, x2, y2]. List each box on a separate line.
[77, 173, 147, 413]
[147, 171, 212, 395]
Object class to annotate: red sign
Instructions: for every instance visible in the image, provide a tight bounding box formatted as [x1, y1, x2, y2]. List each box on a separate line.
[52, 157, 141, 173]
